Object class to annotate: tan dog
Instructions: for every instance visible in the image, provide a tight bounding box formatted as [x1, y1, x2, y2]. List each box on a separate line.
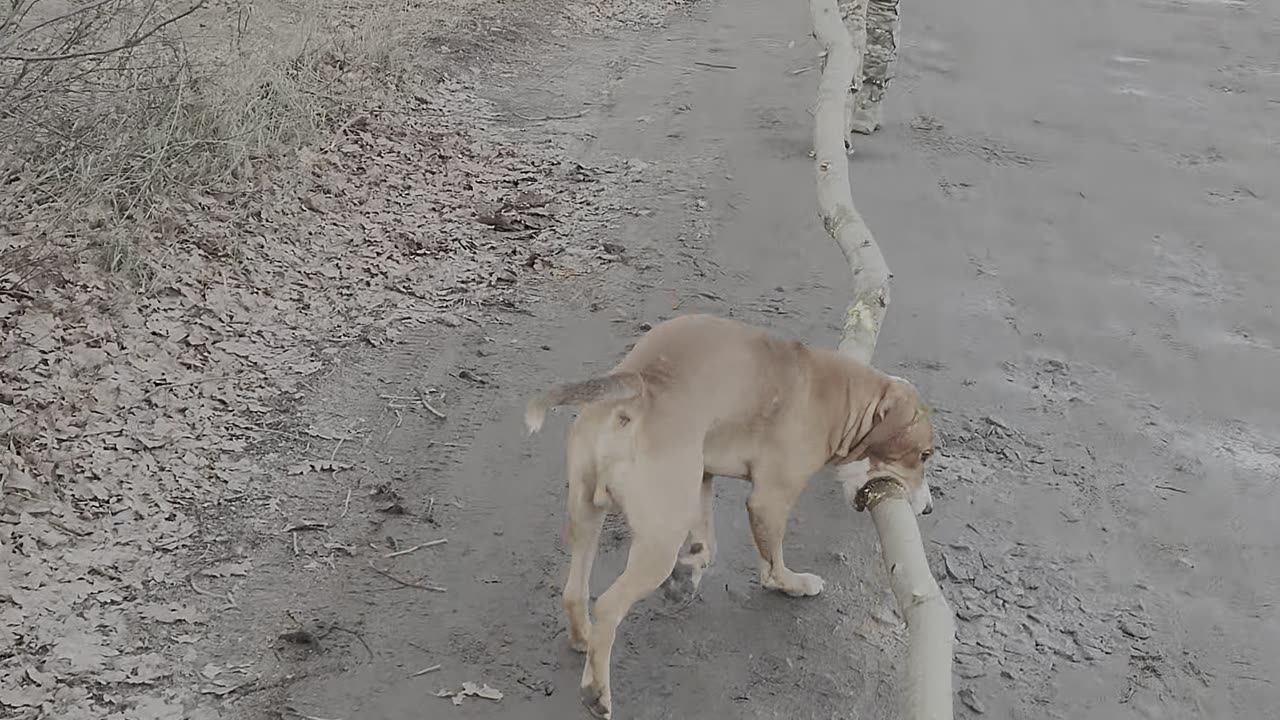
[524, 313, 935, 719]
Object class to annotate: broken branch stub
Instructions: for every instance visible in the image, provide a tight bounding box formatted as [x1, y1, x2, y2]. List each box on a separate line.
[808, 1, 957, 719]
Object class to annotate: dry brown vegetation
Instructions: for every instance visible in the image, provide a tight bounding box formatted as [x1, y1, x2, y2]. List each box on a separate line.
[3, 0, 468, 278]
[1, 0, 691, 717]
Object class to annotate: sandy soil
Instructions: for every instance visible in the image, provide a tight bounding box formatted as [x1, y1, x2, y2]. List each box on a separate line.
[180, 0, 1277, 718]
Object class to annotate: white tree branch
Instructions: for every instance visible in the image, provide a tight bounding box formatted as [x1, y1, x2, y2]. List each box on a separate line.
[808, 1, 956, 718]
[810, 0, 890, 365]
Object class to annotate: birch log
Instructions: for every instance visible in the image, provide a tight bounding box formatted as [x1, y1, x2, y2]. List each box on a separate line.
[809, 1, 957, 718]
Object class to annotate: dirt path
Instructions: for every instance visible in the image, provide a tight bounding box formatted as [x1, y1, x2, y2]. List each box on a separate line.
[221, 1, 1278, 718]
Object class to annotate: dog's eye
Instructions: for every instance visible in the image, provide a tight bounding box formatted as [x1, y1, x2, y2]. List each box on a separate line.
[920, 450, 933, 462]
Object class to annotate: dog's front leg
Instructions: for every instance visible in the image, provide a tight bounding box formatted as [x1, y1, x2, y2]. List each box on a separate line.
[746, 476, 825, 597]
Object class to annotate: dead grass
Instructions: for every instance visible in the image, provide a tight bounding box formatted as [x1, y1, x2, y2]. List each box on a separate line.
[0, 0, 514, 286]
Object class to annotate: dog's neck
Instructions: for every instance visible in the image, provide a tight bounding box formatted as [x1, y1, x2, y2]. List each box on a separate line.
[810, 348, 883, 464]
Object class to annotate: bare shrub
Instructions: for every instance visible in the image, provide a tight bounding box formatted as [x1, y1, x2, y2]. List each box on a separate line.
[0, 0, 415, 285]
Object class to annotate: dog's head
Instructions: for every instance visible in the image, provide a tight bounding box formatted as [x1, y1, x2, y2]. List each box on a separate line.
[834, 375, 937, 515]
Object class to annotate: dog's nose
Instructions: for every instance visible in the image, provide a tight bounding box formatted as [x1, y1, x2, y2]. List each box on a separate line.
[921, 501, 934, 516]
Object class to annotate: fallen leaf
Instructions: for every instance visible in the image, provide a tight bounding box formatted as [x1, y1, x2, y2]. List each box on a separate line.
[287, 460, 353, 475]
[25, 666, 56, 686]
[200, 560, 253, 578]
[134, 602, 206, 625]
[437, 681, 504, 705]
[0, 683, 47, 708]
[51, 629, 117, 672]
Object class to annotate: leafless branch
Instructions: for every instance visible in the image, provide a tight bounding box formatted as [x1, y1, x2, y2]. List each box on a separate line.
[0, 0, 206, 63]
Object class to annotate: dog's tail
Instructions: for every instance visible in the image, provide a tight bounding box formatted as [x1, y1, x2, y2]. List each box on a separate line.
[524, 372, 646, 434]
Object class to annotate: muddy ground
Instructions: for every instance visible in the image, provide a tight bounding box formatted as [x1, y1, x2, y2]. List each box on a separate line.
[11, 0, 1279, 718]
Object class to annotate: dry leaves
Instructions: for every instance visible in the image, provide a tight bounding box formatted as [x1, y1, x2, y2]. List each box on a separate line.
[437, 680, 504, 705]
[558, 0, 698, 33]
[0, 75, 633, 718]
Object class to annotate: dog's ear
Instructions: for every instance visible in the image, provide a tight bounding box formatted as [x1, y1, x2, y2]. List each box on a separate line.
[846, 380, 917, 461]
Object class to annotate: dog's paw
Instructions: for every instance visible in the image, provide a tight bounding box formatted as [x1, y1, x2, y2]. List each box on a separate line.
[766, 570, 825, 597]
[660, 561, 697, 605]
[788, 572, 826, 597]
[580, 683, 611, 719]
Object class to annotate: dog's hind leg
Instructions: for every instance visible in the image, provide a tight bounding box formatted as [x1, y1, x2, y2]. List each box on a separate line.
[580, 534, 683, 719]
[746, 469, 825, 597]
[562, 431, 605, 653]
[580, 458, 696, 719]
[661, 472, 716, 605]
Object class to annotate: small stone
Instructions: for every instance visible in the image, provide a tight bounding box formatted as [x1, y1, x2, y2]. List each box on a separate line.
[982, 415, 1011, 431]
[1119, 619, 1152, 640]
[974, 572, 1000, 593]
[943, 551, 975, 582]
[870, 606, 900, 626]
[958, 687, 986, 714]
[995, 586, 1021, 604]
[301, 194, 330, 213]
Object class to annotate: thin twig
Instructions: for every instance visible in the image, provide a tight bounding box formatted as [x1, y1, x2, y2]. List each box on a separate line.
[190, 577, 239, 609]
[1, 1, 209, 63]
[417, 388, 446, 419]
[384, 409, 404, 443]
[46, 517, 91, 537]
[144, 374, 239, 398]
[365, 560, 447, 593]
[411, 664, 443, 677]
[283, 522, 330, 533]
[511, 109, 587, 122]
[694, 61, 738, 70]
[340, 484, 355, 519]
[383, 538, 448, 558]
[1155, 484, 1188, 494]
[322, 624, 374, 663]
[284, 709, 344, 720]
